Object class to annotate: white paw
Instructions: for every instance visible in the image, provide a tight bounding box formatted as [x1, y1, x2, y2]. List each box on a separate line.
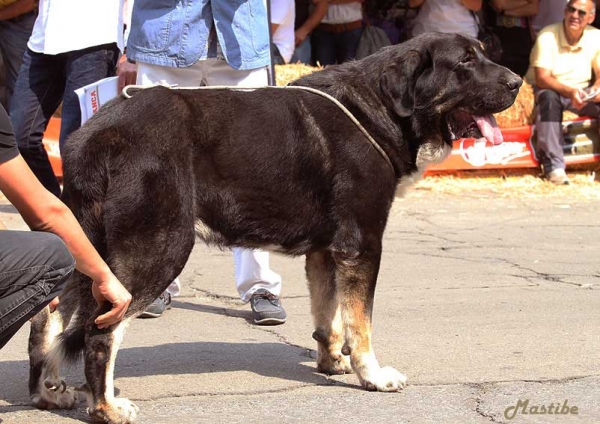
[362, 366, 407, 392]
[112, 397, 139, 422]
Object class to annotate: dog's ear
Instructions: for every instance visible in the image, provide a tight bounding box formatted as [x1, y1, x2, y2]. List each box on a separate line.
[380, 50, 427, 117]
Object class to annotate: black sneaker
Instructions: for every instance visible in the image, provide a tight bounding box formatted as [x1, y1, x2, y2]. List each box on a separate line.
[250, 289, 286, 325]
[139, 292, 171, 319]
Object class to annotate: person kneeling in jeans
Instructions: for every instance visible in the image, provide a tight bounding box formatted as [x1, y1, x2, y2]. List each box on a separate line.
[0, 104, 131, 349]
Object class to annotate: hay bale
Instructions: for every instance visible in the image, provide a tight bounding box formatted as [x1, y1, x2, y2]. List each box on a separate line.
[275, 63, 321, 86]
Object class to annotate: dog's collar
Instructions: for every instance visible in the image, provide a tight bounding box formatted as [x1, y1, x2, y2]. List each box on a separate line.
[121, 84, 395, 175]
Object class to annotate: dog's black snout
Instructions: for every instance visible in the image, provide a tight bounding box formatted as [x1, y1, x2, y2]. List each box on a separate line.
[506, 75, 523, 91]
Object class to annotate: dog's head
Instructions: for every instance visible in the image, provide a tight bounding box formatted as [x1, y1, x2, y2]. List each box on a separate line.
[377, 32, 521, 152]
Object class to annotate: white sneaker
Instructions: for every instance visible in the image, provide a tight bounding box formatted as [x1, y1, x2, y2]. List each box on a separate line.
[546, 168, 569, 185]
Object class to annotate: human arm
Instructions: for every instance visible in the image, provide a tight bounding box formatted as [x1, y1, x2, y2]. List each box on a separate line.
[116, 54, 137, 91]
[460, 0, 482, 12]
[535, 67, 586, 109]
[0, 0, 36, 20]
[409, 0, 425, 8]
[295, 0, 328, 45]
[0, 156, 132, 328]
[490, 0, 539, 17]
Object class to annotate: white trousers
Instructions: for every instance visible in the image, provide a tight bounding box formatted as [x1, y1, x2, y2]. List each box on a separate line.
[137, 59, 282, 302]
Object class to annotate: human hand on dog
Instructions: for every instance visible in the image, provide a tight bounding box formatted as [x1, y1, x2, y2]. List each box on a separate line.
[92, 274, 132, 328]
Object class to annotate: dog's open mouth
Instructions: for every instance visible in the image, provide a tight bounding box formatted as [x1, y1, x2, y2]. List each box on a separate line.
[446, 110, 503, 145]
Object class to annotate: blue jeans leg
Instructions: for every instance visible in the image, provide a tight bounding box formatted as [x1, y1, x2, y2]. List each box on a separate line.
[10, 43, 119, 197]
[312, 27, 338, 66]
[336, 27, 363, 63]
[59, 43, 119, 151]
[0, 10, 36, 112]
[0, 231, 74, 349]
[10, 48, 65, 198]
[291, 38, 311, 65]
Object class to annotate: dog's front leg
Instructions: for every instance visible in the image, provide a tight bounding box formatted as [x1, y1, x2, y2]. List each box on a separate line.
[333, 249, 407, 392]
[84, 318, 138, 424]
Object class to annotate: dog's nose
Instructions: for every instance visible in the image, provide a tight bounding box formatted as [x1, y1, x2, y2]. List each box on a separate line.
[506, 75, 523, 91]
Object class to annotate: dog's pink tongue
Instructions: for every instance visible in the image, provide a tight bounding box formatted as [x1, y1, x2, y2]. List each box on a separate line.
[474, 114, 503, 145]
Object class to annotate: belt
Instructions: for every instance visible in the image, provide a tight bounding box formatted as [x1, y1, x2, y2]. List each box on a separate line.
[496, 16, 528, 29]
[319, 20, 363, 34]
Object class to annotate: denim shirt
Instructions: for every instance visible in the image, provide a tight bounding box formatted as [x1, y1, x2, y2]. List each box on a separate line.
[127, 0, 270, 70]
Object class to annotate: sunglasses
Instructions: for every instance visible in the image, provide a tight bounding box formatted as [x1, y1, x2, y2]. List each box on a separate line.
[566, 5, 588, 18]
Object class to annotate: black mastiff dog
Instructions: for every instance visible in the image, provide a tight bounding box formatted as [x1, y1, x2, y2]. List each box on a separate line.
[28, 33, 521, 423]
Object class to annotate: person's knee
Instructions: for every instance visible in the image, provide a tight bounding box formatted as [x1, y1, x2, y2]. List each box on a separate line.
[37, 232, 76, 273]
[537, 90, 563, 122]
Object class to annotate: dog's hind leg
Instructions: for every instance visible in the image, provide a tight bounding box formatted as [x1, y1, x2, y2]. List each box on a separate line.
[306, 251, 352, 375]
[29, 283, 83, 410]
[83, 210, 195, 423]
[332, 246, 407, 392]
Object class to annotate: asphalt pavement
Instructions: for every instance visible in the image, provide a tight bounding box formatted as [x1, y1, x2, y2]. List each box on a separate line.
[0, 184, 599, 424]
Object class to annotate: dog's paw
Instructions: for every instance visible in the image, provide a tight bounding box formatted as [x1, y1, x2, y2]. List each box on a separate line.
[317, 352, 353, 375]
[31, 386, 77, 410]
[361, 366, 407, 392]
[88, 398, 139, 424]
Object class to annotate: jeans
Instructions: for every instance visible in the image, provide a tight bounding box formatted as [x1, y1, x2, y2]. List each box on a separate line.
[291, 37, 311, 65]
[312, 26, 363, 66]
[0, 10, 36, 112]
[10, 43, 120, 197]
[534, 88, 600, 173]
[0, 231, 74, 349]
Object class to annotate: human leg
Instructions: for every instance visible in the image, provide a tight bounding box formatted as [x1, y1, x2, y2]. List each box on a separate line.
[0, 231, 74, 349]
[336, 27, 363, 63]
[291, 37, 312, 65]
[0, 11, 36, 112]
[312, 27, 338, 66]
[60, 43, 120, 150]
[535, 88, 567, 182]
[205, 60, 285, 324]
[10, 49, 66, 197]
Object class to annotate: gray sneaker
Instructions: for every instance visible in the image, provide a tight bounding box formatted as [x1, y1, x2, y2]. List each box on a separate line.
[546, 168, 570, 185]
[139, 292, 171, 319]
[250, 289, 286, 325]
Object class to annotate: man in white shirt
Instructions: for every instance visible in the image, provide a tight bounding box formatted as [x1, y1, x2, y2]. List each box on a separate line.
[271, 0, 296, 64]
[9, 0, 136, 198]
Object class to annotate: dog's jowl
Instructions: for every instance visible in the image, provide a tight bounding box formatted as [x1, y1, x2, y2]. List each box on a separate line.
[28, 33, 521, 423]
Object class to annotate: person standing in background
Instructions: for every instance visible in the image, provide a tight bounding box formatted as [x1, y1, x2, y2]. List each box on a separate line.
[409, 0, 481, 38]
[127, 0, 287, 325]
[9, 0, 136, 198]
[271, 0, 296, 64]
[312, 0, 364, 66]
[0, 0, 37, 112]
[531, 0, 568, 37]
[485, 0, 539, 76]
[292, 0, 328, 64]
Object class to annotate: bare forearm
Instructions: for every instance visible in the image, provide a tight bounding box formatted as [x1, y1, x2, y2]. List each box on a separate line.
[300, 1, 328, 34]
[409, 0, 425, 8]
[460, 0, 482, 12]
[535, 69, 575, 98]
[0, 0, 36, 20]
[0, 156, 113, 282]
[503, 0, 538, 16]
[329, 0, 361, 4]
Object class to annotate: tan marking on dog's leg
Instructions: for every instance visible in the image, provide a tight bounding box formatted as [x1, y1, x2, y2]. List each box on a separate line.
[31, 308, 77, 409]
[335, 255, 407, 391]
[306, 251, 352, 375]
[87, 318, 139, 424]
